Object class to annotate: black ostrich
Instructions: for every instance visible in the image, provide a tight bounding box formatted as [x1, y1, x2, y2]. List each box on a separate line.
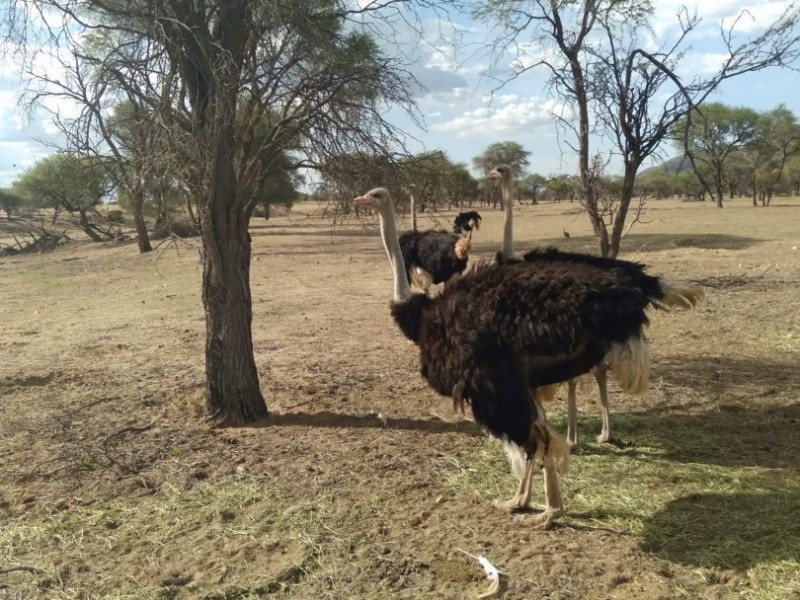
[453, 210, 482, 237]
[355, 187, 682, 528]
[489, 164, 704, 446]
[399, 229, 471, 294]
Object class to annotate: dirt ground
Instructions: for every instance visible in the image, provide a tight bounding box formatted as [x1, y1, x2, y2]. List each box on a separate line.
[1, 196, 799, 599]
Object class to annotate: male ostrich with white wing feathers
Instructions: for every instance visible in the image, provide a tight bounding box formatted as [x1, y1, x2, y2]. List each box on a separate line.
[489, 164, 704, 446]
[355, 186, 684, 528]
[398, 228, 471, 294]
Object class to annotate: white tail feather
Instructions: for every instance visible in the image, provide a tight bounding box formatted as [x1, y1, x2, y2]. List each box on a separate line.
[656, 279, 705, 310]
[502, 440, 527, 482]
[607, 334, 650, 394]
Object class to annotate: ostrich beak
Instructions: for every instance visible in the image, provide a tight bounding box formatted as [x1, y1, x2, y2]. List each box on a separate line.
[488, 169, 500, 179]
[354, 195, 374, 206]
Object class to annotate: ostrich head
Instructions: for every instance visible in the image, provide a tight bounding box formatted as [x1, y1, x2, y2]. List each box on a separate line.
[489, 164, 513, 182]
[354, 187, 393, 214]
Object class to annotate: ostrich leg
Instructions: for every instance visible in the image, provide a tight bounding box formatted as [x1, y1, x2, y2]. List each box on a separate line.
[494, 451, 536, 513]
[594, 364, 612, 443]
[566, 378, 579, 448]
[496, 409, 568, 530]
[531, 455, 565, 529]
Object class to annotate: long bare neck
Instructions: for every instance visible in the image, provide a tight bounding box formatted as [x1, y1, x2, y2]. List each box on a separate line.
[501, 175, 514, 259]
[379, 207, 412, 302]
[409, 193, 417, 232]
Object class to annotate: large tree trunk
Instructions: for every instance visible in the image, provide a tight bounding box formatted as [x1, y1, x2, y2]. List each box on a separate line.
[201, 84, 267, 426]
[131, 188, 152, 253]
[202, 223, 266, 425]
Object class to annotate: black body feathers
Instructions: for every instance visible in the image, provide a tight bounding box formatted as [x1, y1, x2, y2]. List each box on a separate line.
[390, 259, 653, 446]
[399, 230, 469, 286]
[496, 246, 665, 307]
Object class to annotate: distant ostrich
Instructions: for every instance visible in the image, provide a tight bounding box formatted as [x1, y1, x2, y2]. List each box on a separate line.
[563, 228, 570, 239]
[453, 210, 482, 237]
[399, 229, 471, 294]
[398, 187, 471, 294]
[489, 164, 704, 446]
[355, 187, 681, 528]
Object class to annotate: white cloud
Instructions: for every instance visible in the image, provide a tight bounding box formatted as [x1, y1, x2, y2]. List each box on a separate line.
[650, 0, 794, 38]
[427, 86, 472, 106]
[720, 2, 794, 33]
[431, 96, 567, 138]
[680, 51, 732, 76]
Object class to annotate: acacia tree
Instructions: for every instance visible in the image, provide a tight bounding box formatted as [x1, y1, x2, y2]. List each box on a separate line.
[105, 101, 175, 252]
[674, 103, 759, 208]
[4, 0, 422, 426]
[16, 153, 117, 240]
[744, 106, 800, 206]
[517, 173, 547, 204]
[472, 141, 530, 178]
[0, 189, 22, 218]
[473, 141, 530, 208]
[479, 0, 800, 255]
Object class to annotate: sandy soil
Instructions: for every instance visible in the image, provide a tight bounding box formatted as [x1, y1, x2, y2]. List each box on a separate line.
[1, 196, 798, 599]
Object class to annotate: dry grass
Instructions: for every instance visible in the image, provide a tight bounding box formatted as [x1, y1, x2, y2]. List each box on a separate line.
[1, 195, 799, 599]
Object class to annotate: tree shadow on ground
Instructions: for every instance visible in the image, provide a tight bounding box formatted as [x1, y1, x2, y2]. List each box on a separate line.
[656, 354, 798, 400]
[641, 489, 800, 570]
[522, 232, 763, 255]
[245, 410, 482, 437]
[571, 355, 799, 469]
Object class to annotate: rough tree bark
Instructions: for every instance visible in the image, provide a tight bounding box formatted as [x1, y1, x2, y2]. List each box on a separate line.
[131, 187, 152, 252]
[196, 3, 267, 425]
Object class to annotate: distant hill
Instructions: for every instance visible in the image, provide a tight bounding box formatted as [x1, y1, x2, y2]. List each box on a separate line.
[639, 155, 694, 177]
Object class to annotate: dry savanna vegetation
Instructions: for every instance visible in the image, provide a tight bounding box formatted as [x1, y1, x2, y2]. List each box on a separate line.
[1, 197, 799, 600]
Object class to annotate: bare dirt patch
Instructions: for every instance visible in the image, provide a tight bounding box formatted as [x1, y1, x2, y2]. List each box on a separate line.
[1, 197, 799, 599]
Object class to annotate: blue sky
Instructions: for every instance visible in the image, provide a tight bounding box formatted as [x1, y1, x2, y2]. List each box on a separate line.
[1, 0, 799, 187]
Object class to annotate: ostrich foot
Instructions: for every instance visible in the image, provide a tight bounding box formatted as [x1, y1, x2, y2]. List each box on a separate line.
[494, 496, 527, 513]
[529, 507, 564, 530]
[596, 429, 612, 443]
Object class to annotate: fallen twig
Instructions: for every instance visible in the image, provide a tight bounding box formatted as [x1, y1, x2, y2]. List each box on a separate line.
[0, 565, 42, 575]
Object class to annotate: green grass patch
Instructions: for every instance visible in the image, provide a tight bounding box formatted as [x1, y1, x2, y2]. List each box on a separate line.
[0, 476, 346, 599]
[441, 407, 800, 599]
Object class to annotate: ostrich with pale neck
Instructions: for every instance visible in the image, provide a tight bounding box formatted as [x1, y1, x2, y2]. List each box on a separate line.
[394, 188, 471, 294]
[489, 164, 704, 446]
[355, 186, 679, 527]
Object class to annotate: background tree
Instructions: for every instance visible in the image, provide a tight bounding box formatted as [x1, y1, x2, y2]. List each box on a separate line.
[6, 0, 420, 425]
[105, 100, 175, 252]
[472, 141, 530, 178]
[472, 141, 530, 208]
[16, 154, 117, 241]
[545, 174, 579, 203]
[257, 169, 300, 220]
[786, 156, 800, 196]
[0, 189, 23, 219]
[674, 103, 759, 208]
[479, 0, 800, 254]
[742, 105, 800, 206]
[517, 173, 547, 204]
[634, 168, 676, 200]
